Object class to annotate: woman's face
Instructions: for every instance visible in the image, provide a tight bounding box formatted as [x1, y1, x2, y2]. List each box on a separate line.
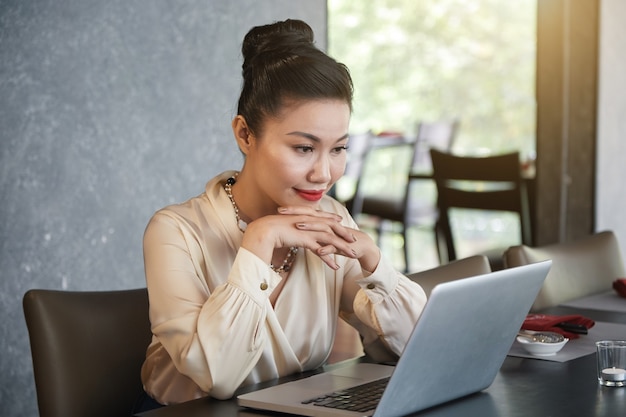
[241, 99, 350, 213]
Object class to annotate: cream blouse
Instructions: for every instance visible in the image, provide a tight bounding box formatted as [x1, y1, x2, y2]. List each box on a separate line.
[141, 171, 427, 404]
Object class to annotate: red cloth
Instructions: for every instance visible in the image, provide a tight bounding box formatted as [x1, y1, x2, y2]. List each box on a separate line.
[613, 279, 626, 298]
[522, 314, 595, 339]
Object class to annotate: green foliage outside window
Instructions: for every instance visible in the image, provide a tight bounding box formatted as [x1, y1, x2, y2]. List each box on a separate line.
[328, 0, 536, 155]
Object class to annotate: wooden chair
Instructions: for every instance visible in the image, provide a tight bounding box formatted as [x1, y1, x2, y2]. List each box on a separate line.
[503, 230, 625, 311]
[23, 288, 152, 417]
[350, 121, 459, 272]
[430, 149, 532, 270]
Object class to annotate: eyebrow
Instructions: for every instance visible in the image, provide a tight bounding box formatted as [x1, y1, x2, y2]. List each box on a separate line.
[286, 131, 350, 143]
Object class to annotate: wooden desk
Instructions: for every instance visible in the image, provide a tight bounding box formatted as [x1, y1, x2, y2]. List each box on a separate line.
[137, 306, 626, 417]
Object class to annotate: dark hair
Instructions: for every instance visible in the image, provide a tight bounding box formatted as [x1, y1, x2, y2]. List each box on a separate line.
[237, 19, 353, 136]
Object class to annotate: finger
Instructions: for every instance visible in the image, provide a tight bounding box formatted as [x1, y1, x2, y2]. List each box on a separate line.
[318, 244, 358, 260]
[294, 223, 358, 257]
[321, 252, 340, 270]
[296, 219, 357, 244]
[278, 206, 343, 222]
[331, 225, 358, 243]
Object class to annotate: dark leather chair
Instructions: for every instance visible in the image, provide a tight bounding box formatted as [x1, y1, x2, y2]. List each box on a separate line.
[430, 149, 532, 270]
[503, 231, 625, 311]
[407, 254, 491, 297]
[23, 288, 151, 417]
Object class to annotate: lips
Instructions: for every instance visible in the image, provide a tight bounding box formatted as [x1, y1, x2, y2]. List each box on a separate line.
[296, 189, 325, 201]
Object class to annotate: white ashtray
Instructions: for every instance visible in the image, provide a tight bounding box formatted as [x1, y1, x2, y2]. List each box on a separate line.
[516, 332, 569, 356]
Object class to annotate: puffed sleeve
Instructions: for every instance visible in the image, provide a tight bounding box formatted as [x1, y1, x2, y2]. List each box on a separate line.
[351, 255, 427, 360]
[354, 258, 426, 356]
[327, 199, 428, 363]
[143, 211, 282, 399]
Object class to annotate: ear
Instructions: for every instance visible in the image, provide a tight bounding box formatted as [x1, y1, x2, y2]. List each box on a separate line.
[232, 115, 254, 155]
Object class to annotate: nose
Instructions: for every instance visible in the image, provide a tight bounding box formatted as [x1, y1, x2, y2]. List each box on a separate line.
[308, 154, 332, 184]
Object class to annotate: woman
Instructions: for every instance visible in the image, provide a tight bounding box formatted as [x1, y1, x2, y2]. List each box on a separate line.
[138, 19, 427, 410]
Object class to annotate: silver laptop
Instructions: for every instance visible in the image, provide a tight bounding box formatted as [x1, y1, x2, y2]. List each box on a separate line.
[238, 261, 551, 417]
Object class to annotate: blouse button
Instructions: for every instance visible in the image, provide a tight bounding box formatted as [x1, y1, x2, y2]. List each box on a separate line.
[366, 283, 376, 290]
[260, 282, 269, 291]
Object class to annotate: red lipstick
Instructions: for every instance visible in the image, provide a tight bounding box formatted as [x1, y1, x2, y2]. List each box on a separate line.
[296, 189, 324, 201]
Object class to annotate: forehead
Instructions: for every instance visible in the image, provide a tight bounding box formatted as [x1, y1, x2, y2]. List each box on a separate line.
[266, 99, 350, 133]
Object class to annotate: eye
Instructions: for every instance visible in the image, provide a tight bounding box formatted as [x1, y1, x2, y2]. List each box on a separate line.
[332, 145, 348, 154]
[295, 145, 314, 153]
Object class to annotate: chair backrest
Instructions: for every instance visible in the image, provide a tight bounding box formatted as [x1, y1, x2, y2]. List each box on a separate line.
[352, 120, 458, 216]
[402, 119, 459, 223]
[23, 288, 151, 417]
[430, 149, 532, 262]
[342, 131, 374, 185]
[348, 134, 412, 215]
[336, 131, 408, 210]
[503, 231, 626, 311]
[407, 254, 492, 297]
[412, 119, 459, 172]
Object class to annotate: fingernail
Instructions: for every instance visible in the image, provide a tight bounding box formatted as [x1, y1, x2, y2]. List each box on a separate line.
[278, 207, 288, 213]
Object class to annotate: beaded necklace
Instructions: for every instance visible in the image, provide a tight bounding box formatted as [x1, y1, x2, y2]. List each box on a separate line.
[224, 174, 298, 273]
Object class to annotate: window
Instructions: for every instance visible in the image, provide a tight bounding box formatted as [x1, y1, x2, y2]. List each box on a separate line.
[328, 0, 536, 156]
[329, 0, 537, 270]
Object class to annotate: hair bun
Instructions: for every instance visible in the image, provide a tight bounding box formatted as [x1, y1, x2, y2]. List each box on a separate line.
[236, 19, 353, 134]
[242, 19, 315, 67]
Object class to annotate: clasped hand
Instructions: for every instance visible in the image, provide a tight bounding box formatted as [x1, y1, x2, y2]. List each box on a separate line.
[241, 206, 380, 272]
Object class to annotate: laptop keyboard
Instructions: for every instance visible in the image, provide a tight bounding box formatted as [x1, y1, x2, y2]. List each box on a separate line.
[301, 376, 390, 413]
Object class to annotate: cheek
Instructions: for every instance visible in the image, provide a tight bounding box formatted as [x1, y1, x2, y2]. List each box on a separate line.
[330, 156, 347, 181]
[269, 159, 311, 187]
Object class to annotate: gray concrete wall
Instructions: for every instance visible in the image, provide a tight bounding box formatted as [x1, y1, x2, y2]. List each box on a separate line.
[0, 1, 326, 415]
